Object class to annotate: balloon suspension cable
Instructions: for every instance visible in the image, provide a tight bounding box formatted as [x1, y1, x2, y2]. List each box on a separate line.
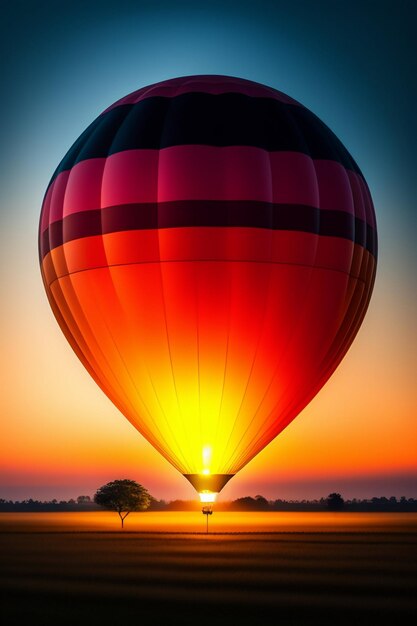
[202, 504, 213, 534]
[199, 491, 216, 534]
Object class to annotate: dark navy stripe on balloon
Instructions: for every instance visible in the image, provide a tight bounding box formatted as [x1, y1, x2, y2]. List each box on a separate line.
[49, 93, 361, 186]
[40, 201, 377, 259]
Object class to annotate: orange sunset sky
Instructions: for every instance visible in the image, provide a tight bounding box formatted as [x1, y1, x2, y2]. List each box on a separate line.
[1, 2, 416, 502]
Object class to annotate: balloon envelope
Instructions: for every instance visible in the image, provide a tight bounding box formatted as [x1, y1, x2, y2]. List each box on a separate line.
[39, 76, 377, 495]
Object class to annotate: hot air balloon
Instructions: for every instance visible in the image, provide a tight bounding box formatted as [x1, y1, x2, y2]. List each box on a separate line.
[39, 75, 377, 508]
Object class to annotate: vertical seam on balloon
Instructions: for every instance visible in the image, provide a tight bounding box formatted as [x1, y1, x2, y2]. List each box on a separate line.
[230, 370, 290, 471]
[45, 275, 106, 389]
[82, 138, 164, 433]
[321, 167, 377, 378]
[195, 262, 202, 468]
[318, 277, 364, 388]
[212, 292, 231, 472]
[50, 171, 69, 298]
[99, 132, 191, 473]
[320, 258, 375, 389]
[39, 184, 51, 263]
[252, 255, 369, 462]
[142, 372, 189, 473]
[45, 162, 120, 398]
[217, 147, 276, 473]
[221, 276, 277, 474]
[231, 227, 321, 466]
[230, 110, 323, 473]
[360, 176, 372, 237]
[76, 108, 132, 166]
[238, 368, 331, 470]
[100, 107, 181, 456]
[318, 171, 368, 377]
[233, 248, 375, 474]
[362, 177, 372, 255]
[49, 117, 100, 187]
[273, 273, 354, 449]
[51, 270, 145, 423]
[211, 201, 237, 471]
[297, 166, 359, 388]
[169, 82, 203, 473]
[55, 167, 118, 396]
[155, 96, 194, 474]
[166, 83, 200, 472]
[99, 152, 184, 459]
[94, 296, 180, 467]
[47, 280, 153, 445]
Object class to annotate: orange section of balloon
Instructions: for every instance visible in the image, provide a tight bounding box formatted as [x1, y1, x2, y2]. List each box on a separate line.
[39, 76, 377, 498]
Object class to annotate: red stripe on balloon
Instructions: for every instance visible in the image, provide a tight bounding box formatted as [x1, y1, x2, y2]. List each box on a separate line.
[41, 227, 374, 288]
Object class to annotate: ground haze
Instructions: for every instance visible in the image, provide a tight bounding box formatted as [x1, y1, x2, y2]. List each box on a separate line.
[1, 512, 416, 625]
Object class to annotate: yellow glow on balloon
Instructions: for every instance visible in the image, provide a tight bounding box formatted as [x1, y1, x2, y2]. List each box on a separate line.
[202, 446, 212, 474]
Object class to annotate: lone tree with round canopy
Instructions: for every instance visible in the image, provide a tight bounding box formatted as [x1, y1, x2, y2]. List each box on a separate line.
[326, 492, 345, 511]
[94, 480, 151, 528]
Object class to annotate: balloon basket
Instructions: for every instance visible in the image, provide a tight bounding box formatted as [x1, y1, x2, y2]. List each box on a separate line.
[202, 505, 213, 534]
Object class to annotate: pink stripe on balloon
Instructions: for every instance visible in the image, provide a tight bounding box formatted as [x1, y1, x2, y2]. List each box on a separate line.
[101, 75, 301, 115]
[47, 170, 71, 226]
[40, 181, 53, 233]
[40, 148, 376, 232]
[62, 158, 106, 219]
[105, 146, 321, 206]
[157, 146, 275, 203]
[269, 152, 320, 206]
[101, 149, 159, 206]
[313, 160, 355, 214]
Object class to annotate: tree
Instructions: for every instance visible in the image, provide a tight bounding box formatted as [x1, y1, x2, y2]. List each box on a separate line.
[94, 480, 151, 528]
[326, 492, 344, 511]
[77, 495, 91, 504]
[254, 495, 269, 510]
[232, 496, 257, 511]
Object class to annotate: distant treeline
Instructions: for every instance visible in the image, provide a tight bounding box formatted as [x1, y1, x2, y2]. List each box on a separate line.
[158, 495, 417, 512]
[1, 494, 417, 512]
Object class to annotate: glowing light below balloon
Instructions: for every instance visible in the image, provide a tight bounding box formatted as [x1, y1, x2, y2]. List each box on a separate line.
[199, 491, 217, 504]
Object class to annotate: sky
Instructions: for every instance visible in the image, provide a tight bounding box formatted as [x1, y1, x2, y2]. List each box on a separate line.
[0, 0, 416, 502]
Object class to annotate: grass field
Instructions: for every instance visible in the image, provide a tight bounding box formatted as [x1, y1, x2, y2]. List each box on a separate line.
[1, 512, 416, 625]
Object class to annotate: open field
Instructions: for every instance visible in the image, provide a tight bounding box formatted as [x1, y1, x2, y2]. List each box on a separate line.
[1, 513, 416, 625]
